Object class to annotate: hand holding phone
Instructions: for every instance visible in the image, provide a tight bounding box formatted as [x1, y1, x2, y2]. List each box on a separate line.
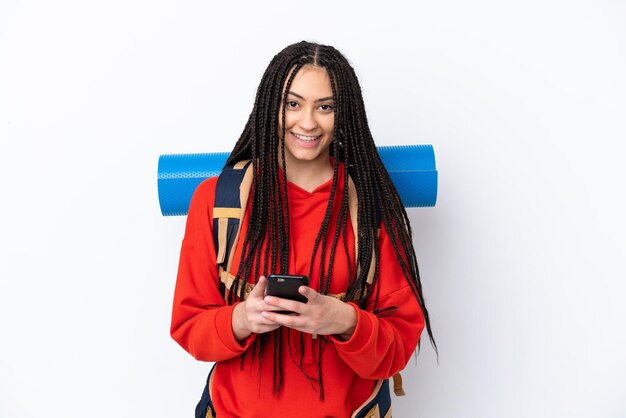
[266, 274, 309, 313]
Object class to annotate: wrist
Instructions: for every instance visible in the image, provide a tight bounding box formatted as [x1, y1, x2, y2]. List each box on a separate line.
[232, 302, 252, 342]
[336, 303, 357, 341]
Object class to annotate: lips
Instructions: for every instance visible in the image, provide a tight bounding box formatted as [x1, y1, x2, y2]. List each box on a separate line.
[290, 131, 322, 148]
[291, 132, 320, 142]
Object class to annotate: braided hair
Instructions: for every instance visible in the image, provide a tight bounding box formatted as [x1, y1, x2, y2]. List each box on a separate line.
[225, 41, 437, 397]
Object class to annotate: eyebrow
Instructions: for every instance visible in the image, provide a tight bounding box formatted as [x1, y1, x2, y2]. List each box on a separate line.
[287, 91, 335, 102]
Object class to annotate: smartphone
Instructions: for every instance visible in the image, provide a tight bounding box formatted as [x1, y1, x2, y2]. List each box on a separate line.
[266, 274, 309, 305]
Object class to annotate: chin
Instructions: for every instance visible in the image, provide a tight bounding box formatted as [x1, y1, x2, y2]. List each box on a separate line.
[288, 149, 328, 163]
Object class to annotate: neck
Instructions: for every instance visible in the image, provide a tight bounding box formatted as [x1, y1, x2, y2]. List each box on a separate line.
[280, 153, 334, 193]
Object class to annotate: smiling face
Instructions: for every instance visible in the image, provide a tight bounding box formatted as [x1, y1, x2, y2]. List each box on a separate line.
[279, 65, 335, 169]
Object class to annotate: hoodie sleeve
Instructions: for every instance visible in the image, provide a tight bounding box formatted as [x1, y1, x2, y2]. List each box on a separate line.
[329, 225, 425, 379]
[170, 178, 256, 361]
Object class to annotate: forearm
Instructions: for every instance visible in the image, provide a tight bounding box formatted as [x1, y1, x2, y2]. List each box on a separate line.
[330, 289, 424, 379]
[171, 302, 255, 362]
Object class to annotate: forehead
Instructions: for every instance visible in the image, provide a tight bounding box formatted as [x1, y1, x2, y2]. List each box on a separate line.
[286, 65, 333, 97]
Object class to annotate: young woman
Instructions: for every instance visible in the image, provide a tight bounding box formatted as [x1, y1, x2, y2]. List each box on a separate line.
[170, 41, 436, 417]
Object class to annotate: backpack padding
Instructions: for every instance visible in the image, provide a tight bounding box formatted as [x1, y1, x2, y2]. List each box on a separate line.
[212, 160, 253, 269]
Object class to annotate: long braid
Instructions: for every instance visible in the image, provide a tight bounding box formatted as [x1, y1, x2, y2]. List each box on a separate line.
[222, 41, 438, 397]
[322, 73, 350, 295]
[279, 62, 304, 272]
[307, 157, 340, 292]
[339, 141, 353, 291]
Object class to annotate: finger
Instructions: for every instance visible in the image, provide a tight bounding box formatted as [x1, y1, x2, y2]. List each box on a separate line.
[298, 286, 321, 304]
[249, 321, 281, 334]
[246, 302, 285, 316]
[262, 310, 305, 328]
[263, 295, 304, 314]
[257, 301, 290, 313]
[248, 276, 267, 299]
[256, 325, 281, 334]
[253, 316, 282, 326]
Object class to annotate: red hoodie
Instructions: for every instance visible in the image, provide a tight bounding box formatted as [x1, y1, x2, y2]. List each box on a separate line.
[171, 163, 425, 417]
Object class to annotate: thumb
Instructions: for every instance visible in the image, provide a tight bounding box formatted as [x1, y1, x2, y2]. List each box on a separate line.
[299, 286, 320, 304]
[249, 276, 267, 299]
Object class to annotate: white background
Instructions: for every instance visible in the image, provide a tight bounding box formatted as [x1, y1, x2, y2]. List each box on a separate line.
[1, 1, 625, 417]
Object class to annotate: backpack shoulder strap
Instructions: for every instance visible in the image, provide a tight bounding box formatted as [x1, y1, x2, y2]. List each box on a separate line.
[213, 160, 253, 274]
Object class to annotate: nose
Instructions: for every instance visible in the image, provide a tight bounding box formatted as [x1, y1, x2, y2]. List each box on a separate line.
[298, 109, 318, 131]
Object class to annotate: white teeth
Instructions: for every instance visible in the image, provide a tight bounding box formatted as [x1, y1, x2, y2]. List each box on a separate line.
[292, 133, 319, 142]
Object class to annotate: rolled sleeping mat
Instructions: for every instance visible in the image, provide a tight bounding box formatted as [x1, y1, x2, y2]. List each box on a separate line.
[158, 144, 437, 216]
